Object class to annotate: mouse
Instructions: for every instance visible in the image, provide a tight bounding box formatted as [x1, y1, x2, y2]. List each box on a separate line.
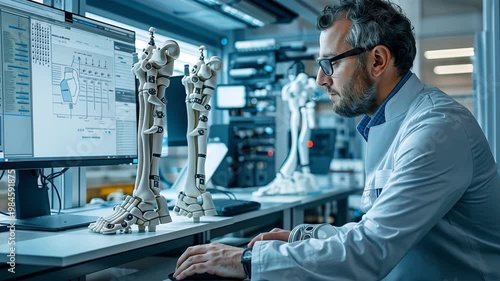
[167, 272, 243, 281]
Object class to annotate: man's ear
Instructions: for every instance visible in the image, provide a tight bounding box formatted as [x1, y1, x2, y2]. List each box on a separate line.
[368, 45, 392, 77]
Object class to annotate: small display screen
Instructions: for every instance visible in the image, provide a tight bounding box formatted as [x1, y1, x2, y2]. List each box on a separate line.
[215, 85, 246, 109]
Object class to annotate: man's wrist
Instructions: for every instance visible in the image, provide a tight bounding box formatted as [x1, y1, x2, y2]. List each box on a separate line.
[240, 248, 252, 279]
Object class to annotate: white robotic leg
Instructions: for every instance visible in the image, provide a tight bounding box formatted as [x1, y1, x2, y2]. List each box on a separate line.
[254, 78, 304, 196]
[192, 61, 221, 216]
[174, 47, 222, 221]
[90, 28, 178, 234]
[294, 74, 320, 193]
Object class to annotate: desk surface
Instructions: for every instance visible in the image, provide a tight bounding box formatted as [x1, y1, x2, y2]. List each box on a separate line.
[0, 200, 295, 267]
[0, 184, 360, 270]
[0, 212, 232, 267]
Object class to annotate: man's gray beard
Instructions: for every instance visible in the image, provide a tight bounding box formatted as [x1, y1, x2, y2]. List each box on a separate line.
[332, 67, 378, 118]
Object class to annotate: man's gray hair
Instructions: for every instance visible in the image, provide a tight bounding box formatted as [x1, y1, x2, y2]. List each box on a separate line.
[317, 0, 416, 76]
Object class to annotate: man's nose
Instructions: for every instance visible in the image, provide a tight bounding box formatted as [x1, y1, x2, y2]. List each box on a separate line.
[316, 67, 331, 88]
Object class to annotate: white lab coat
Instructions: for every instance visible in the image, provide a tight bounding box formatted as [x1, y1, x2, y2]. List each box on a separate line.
[252, 74, 500, 281]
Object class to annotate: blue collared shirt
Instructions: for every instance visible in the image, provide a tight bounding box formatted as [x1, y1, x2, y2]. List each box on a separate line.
[356, 71, 412, 141]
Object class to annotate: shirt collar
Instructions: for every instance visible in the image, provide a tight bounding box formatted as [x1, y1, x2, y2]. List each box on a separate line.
[356, 71, 412, 141]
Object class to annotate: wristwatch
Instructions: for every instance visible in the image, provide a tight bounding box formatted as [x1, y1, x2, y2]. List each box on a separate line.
[240, 248, 252, 279]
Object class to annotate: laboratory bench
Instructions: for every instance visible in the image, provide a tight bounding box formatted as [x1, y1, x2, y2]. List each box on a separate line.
[0, 183, 361, 281]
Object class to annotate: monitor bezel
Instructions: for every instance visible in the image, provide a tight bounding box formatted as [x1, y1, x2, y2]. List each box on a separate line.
[0, 2, 138, 170]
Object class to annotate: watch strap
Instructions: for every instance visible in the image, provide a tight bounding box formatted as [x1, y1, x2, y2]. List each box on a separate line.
[241, 248, 252, 279]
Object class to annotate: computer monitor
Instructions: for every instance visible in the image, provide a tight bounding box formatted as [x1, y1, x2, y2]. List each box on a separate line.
[214, 84, 247, 109]
[0, 0, 137, 230]
[162, 75, 188, 156]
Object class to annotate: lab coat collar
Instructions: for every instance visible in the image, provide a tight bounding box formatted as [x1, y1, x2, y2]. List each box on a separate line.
[384, 74, 425, 121]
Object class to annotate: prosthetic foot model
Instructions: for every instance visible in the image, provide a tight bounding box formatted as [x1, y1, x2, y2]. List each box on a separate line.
[254, 73, 318, 196]
[89, 27, 179, 234]
[173, 46, 222, 222]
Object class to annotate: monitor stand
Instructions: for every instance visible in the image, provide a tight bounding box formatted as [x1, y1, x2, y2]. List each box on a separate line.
[5, 169, 98, 231]
[11, 213, 98, 231]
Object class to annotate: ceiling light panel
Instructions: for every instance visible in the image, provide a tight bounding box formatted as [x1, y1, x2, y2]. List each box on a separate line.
[434, 64, 474, 75]
[424, 47, 474, 59]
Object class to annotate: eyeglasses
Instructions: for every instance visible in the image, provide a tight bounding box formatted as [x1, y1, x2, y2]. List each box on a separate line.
[317, 47, 367, 76]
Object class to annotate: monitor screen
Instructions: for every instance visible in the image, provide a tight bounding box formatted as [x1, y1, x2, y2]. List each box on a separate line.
[162, 75, 188, 157]
[0, 0, 137, 170]
[0, 0, 137, 230]
[215, 85, 247, 109]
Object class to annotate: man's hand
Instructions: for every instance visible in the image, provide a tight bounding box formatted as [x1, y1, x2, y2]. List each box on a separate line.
[173, 243, 247, 280]
[247, 228, 290, 248]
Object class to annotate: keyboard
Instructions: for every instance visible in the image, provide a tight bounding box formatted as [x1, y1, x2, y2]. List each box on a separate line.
[167, 198, 261, 216]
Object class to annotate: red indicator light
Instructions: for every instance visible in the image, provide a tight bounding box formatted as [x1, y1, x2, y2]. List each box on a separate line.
[307, 140, 314, 148]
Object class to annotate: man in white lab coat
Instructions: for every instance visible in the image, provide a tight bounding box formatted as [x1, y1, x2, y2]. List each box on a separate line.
[173, 0, 500, 280]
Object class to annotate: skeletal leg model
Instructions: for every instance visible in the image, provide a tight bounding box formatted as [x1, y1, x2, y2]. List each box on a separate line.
[89, 27, 180, 234]
[294, 76, 319, 191]
[253, 74, 307, 196]
[174, 46, 222, 222]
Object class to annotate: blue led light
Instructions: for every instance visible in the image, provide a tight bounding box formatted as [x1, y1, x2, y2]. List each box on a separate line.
[264, 65, 274, 72]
